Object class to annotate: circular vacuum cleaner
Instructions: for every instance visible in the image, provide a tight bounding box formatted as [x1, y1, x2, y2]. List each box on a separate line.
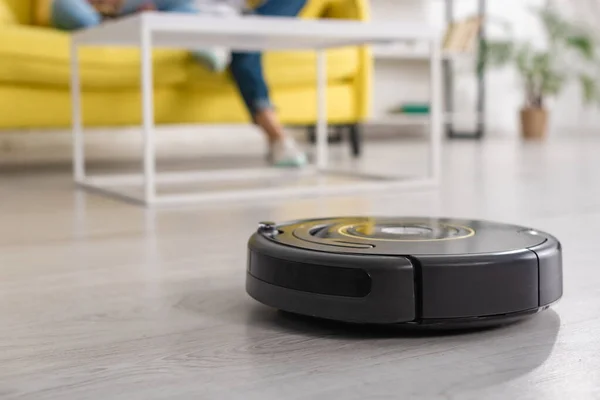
[246, 217, 562, 329]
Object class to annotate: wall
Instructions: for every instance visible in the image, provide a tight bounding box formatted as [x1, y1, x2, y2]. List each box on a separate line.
[432, 0, 600, 135]
[371, 0, 600, 136]
[369, 0, 431, 119]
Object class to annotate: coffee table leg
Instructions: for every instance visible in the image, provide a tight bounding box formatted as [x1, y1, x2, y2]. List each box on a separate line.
[316, 49, 328, 170]
[429, 38, 442, 183]
[71, 42, 85, 183]
[141, 27, 156, 204]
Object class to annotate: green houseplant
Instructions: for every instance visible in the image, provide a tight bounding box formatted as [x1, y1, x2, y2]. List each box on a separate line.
[478, 5, 600, 139]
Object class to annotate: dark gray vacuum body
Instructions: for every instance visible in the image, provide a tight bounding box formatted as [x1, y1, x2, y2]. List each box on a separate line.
[246, 217, 562, 329]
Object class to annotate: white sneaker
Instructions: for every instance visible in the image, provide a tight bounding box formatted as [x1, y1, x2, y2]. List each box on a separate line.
[269, 137, 307, 168]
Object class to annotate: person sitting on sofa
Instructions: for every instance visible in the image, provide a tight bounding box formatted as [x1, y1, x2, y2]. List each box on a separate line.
[51, 0, 309, 168]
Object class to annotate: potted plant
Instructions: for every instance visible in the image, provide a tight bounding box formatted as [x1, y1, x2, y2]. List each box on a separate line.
[478, 5, 600, 139]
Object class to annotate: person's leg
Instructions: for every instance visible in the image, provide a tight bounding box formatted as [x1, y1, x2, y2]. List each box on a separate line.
[229, 0, 308, 167]
[152, 0, 228, 72]
[152, 0, 195, 12]
[51, 0, 102, 30]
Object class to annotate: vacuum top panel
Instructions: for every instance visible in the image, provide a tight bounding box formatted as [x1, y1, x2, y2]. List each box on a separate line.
[263, 217, 547, 256]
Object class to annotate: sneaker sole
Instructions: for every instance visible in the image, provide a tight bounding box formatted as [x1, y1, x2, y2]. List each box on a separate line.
[273, 156, 308, 168]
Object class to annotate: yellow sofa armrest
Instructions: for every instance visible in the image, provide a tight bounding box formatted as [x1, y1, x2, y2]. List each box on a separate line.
[324, 0, 372, 122]
[324, 0, 370, 21]
[0, 0, 17, 25]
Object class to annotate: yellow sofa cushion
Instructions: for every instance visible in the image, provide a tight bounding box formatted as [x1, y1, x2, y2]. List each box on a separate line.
[0, 82, 355, 128]
[0, 24, 190, 89]
[0, 0, 16, 24]
[298, 0, 331, 19]
[3, 0, 31, 23]
[32, 0, 51, 26]
[188, 48, 359, 90]
[0, 23, 359, 90]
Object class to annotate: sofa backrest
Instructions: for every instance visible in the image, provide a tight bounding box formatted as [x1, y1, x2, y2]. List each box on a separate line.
[298, 0, 331, 19]
[1, 0, 365, 26]
[303, 0, 369, 21]
[3, 0, 31, 24]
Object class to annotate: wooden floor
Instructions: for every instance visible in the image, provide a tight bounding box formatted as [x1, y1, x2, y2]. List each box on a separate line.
[1, 137, 599, 399]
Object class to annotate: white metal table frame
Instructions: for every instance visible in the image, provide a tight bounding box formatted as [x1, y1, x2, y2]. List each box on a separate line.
[70, 13, 442, 206]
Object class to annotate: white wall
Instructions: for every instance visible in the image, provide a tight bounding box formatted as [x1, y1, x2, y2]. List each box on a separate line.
[370, 0, 432, 118]
[439, 0, 600, 135]
[371, 0, 600, 135]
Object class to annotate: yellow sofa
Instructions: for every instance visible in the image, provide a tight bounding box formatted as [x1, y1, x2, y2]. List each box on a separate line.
[0, 0, 372, 132]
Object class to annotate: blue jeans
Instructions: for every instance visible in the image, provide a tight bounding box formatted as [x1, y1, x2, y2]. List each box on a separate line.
[51, 0, 308, 117]
[51, 0, 199, 29]
[230, 0, 307, 116]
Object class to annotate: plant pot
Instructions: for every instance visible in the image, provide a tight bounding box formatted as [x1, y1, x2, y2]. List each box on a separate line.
[520, 107, 548, 139]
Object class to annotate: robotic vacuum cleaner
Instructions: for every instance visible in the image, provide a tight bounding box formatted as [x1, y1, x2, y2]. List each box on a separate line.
[246, 217, 562, 329]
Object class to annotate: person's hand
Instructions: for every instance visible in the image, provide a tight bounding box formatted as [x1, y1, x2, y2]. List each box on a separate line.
[88, 0, 123, 17]
[137, 2, 157, 12]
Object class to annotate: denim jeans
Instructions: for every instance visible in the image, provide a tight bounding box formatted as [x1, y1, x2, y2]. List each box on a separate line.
[51, 0, 308, 117]
[230, 0, 307, 116]
[51, 0, 199, 29]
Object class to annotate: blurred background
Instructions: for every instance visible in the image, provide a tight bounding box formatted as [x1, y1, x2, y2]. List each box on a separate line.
[2, 0, 599, 168]
[1, 1, 600, 398]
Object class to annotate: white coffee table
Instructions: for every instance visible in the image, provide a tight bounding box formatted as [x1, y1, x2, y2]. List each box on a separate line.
[70, 12, 442, 206]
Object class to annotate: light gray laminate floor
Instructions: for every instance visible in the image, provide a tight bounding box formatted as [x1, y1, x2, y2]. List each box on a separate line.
[1, 137, 599, 399]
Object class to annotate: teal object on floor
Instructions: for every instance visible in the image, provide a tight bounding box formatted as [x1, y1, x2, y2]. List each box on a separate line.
[401, 103, 430, 114]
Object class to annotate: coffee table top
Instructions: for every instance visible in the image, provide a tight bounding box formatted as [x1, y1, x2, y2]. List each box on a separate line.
[72, 12, 437, 50]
